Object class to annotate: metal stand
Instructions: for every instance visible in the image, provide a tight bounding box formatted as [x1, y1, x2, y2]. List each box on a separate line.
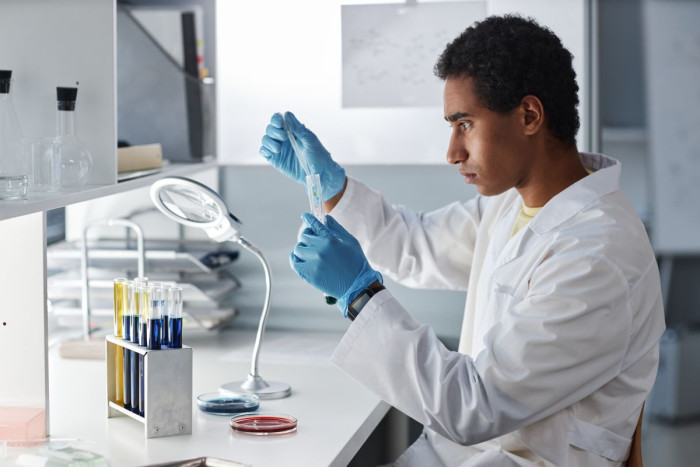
[219, 237, 291, 400]
[106, 335, 192, 438]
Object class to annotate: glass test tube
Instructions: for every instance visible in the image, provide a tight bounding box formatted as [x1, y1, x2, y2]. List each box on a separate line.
[122, 281, 133, 411]
[160, 282, 176, 347]
[148, 283, 163, 350]
[113, 278, 128, 406]
[168, 287, 183, 349]
[137, 284, 151, 417]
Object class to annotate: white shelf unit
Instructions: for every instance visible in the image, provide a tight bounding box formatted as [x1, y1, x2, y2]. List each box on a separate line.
[0, 0, 217, 437]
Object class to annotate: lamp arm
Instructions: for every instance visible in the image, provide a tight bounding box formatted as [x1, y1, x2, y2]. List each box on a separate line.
[236, 236, 272, 379]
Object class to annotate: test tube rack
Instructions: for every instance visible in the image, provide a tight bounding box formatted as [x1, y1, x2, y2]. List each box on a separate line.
[105, 335, 192, 439]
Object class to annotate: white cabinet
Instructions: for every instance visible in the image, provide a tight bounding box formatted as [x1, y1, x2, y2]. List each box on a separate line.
[0, 0, 217, 436]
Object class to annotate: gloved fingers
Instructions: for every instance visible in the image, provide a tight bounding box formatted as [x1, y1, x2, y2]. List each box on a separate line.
[284, 111, 304, 134]
[270, 112, 284, 128]
[265, 122, 287, 141]
[292, 241, 321, 262]
[260, 134, 282, 155]
[324, 215, 353, 239]
[301, 212, 331, 237]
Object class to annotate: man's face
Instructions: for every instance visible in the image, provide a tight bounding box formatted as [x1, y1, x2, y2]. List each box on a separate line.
[444, 76, 531, 196]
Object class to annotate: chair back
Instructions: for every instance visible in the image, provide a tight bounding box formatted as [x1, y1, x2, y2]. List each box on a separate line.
[626, 404, 644, 467]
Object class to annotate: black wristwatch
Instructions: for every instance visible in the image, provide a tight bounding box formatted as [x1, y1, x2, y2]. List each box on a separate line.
[346, 283, 386, 321]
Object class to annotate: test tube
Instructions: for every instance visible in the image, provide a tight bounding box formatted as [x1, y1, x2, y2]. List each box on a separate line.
[122, 280, 133, 411]
[168, 287, 183, 349]
[113, 278, 128, 407]
[130, 277, 148, 345]
[160, 282, 176, 347]
[137, 284, 151, 417]
[147, 283, 163, 350]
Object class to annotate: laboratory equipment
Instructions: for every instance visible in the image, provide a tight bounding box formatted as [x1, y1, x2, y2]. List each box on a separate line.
[279, 112, 337, 305]
[136, 283, 150, 416]
[56, 86, 93, 187]
[168, 286, 183, 348]
[106, 335, 193, 438]
[148, 283, 163, 350]
[229, 413, 297, 436]
[196, 392, 259, 416]
[22, 137, 60, 192]
[278, 112, 326, 223]
[150, 176, 291, 399]
[0, 69, 27, 200]
[113, 278, 128, 406]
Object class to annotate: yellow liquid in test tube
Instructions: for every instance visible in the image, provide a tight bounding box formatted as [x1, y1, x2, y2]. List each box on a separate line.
[113, 279, 128, 405]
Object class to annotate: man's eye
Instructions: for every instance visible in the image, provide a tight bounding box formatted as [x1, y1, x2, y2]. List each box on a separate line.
[459, 121, 472, 130]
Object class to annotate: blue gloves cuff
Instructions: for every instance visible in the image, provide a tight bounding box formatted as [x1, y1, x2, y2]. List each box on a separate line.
[338, 268, 383, 317]
[321, 164, 346, 202]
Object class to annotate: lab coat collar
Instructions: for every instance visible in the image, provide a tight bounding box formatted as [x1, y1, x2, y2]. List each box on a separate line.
[528, 153, 621, 235]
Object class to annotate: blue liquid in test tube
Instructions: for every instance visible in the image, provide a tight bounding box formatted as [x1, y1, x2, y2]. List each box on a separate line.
[169, 317, 183, 348]
[168, 287, 183, 349]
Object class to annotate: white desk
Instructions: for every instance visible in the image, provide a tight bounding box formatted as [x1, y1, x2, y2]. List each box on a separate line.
[48, 329, 390, 466]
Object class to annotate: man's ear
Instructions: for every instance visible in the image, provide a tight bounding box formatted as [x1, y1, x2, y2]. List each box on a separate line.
[520, 95, 544, 136]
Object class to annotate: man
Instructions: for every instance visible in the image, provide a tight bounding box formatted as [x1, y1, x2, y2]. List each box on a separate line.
[260, 15, 665, 467]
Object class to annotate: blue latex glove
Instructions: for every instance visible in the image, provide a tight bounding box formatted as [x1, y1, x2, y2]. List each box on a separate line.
[290, 213, 382, 317]
[260, 111, 346, 202]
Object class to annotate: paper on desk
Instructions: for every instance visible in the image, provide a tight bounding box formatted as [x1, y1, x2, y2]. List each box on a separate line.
[219, 332, 343, 366]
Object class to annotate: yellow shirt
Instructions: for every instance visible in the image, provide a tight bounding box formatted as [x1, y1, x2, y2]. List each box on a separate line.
[511, 203, 542, 237]
[511, 169, 593, 237]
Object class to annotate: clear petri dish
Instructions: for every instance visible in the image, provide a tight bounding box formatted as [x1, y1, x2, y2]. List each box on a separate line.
[197, 392, 260, 416]
[229, 412, 297, 436]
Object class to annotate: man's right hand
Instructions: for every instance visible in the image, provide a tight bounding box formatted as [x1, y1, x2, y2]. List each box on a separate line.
[259, 111, 346, 202]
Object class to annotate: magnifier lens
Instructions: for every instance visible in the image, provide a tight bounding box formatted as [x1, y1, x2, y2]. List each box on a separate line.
[158, 185, 221, 223]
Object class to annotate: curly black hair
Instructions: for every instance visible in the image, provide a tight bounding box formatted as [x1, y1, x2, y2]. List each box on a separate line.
[435, 15, 580, 146]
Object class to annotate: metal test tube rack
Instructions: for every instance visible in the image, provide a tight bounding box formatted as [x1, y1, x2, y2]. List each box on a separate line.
[105, 335, 192, 438]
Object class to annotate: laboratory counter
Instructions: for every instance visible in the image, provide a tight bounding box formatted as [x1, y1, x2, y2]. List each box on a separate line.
[48, 328, 390, 466]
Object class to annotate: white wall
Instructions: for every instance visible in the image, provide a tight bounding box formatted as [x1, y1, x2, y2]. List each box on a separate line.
[216, 0, 589, 165]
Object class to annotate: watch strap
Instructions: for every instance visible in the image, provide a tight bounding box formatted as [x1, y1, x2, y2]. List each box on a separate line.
[346, 283, 386, 321]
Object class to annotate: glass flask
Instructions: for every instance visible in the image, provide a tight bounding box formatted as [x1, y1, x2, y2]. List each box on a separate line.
[56, 86, 92, 187]
[0, 70, 28, 200]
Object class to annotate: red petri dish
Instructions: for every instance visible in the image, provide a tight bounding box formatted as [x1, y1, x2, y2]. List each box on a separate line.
[229, 412, 297, 436]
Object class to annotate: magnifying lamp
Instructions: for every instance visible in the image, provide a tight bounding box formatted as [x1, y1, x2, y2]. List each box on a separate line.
[150, 176, 291, 399]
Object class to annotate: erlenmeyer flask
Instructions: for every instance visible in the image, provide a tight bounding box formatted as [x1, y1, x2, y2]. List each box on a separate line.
[56, 86, 92, 187]
[0, 70, 28, 200]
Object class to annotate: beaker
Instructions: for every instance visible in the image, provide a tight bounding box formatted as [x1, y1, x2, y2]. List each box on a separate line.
[22, 137, 60, 192]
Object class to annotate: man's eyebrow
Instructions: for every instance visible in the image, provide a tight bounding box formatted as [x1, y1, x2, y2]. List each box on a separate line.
[444, 112, 472, 122]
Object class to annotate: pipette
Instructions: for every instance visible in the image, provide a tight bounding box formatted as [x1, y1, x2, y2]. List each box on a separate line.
[278, 112, 326, 223]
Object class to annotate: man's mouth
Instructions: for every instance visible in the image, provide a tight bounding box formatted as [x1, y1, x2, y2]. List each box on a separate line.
[460, 171, 477, 183]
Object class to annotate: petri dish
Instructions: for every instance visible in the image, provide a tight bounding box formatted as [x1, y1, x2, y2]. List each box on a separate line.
[229, 412, 297, 436]
[197, 392, 260, 416]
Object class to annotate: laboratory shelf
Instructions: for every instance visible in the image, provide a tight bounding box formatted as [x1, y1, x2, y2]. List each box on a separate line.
[0, 160, 217, 222]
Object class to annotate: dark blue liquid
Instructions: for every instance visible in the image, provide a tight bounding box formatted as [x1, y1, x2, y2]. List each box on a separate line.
[139, 322, 147, 347]
[139, 354, 145, 416]
[169, 317, 183, 348]
[162, 314, 169, 346]
[130, 315, 139, 344]
[130, 350, 140, 415]
[123, 348, 131, 410]
[198, 397, 259, 415]
[148, 318, 163, 350]
[122, 315, 131, 341]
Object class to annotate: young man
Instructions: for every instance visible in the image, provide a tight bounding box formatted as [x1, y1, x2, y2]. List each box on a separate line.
[260, 15, 665, 467]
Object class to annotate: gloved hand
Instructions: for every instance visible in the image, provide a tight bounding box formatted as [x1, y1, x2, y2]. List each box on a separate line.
[290, 213, 382, 317]
[260, 111, 346, 202]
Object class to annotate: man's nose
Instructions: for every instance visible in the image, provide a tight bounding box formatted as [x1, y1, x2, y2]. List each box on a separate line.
[446, 132, 466, 165]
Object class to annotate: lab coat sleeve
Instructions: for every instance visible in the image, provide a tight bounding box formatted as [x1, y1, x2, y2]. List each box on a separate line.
[331, 252, 632, 446]
[330, 177, 484, 291]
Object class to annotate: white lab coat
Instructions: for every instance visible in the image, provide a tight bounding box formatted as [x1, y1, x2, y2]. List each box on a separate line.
[330, 153, 666, 466]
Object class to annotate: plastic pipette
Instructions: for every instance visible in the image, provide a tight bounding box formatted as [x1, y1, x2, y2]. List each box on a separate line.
[278, 113, 326, 223]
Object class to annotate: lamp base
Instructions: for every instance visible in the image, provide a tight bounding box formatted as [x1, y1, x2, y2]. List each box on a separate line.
[220, 374, 291, 400]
